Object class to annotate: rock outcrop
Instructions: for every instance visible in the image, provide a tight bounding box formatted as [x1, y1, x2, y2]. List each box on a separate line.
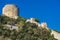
[26, 18, 60, 40]
[26, 18, 49, 30]
[51, 30, 60, 40]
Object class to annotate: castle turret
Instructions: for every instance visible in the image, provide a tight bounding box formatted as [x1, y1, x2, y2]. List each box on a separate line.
[2, 4, 18, 19]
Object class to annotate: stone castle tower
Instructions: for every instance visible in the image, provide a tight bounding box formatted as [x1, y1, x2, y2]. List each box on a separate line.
[2, 4, 18, 19]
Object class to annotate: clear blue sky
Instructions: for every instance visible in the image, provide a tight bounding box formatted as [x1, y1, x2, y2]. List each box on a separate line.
[0, 0, 60, 31]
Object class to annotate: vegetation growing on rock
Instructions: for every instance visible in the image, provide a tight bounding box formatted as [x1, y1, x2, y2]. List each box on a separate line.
[0, 15, 57, 40]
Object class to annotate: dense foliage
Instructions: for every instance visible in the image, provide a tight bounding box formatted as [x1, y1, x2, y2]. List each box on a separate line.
[0, 15, 57, 40]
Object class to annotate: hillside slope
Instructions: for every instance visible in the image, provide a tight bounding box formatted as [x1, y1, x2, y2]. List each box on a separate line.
[0, 15, 59, 40]
[26, 18, 60, 40]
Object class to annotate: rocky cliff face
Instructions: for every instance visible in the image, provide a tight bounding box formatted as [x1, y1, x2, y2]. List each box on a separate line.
[26, 18, 49, 30]
[0, 15, 59, 40]
[51, 30, 60, 40]
[26, 18, 60, 40]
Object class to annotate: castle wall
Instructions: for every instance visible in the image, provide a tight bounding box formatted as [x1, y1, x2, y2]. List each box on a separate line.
[2, 4, 18, 19]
